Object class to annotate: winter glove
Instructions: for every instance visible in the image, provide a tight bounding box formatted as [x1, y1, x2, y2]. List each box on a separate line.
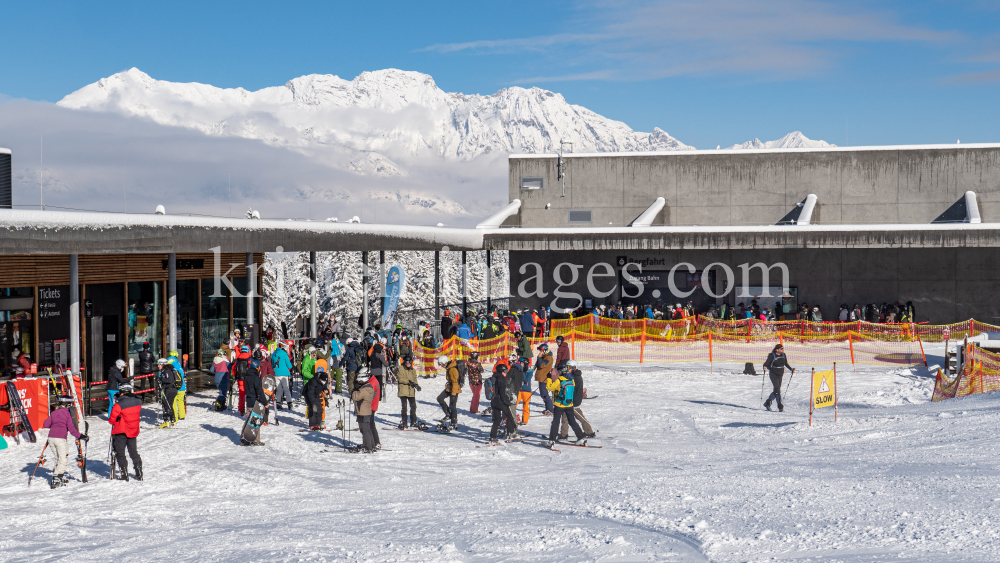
[415, 384, 422, 392]
[80, 434, 89, 442]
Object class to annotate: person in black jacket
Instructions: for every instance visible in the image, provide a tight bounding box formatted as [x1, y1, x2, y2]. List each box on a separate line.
[137, 342, 155, 394]
[558, 361, 596, 439]
[762, 344, 795, 411]
[107, 359, 129, 417]
[155, 358, 178, 428]
[488, 364, 518, 444]
[243, 358, 266, 418]
[304, 371, 329, 430]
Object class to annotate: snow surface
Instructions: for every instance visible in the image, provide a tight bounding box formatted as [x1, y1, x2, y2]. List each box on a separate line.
[3, 344, 999, 561]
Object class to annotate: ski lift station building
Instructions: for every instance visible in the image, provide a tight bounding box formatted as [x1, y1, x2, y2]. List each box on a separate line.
[2, 143, 1000, 401]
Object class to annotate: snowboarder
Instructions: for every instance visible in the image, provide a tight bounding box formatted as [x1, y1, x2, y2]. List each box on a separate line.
[305, 370, 329, 431]
[42, 395, 86, 488]
[106, 359, 129, 416]
[351, 371, 379, 452]
[514, 358, 533, 425]
[558, 360, 596, 439]
[109, 383, 143, 481]
[488, 364, 518, 444]
[397, 354, 420, 428]
[271, 341, 294, 409]
[155, 358, 179, 427]
[545, 364, 585, 447]
[244, 356, 267, 425]
[762, 344, 795, 412]
[435, 355, 461, 429]
[467, 352, 484, 414]
[232, 344, 252, 415]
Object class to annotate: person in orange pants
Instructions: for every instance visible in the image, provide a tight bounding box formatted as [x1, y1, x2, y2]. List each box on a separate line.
[514, 358, 533, 425]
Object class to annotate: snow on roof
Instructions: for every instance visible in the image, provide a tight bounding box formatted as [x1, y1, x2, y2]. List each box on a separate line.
[0, 148, 10, 155]
[481, 222, 1000, 235]
[509, 142, 1000, 159]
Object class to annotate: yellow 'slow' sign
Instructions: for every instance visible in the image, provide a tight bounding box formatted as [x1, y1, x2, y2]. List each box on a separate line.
[812, 370, 836, 409]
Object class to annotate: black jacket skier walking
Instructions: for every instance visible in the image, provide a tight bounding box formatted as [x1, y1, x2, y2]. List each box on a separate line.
[489, 364, 518, 442]
[762, 344, 795, 411]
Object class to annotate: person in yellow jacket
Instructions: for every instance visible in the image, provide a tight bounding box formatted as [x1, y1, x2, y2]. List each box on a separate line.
[435, 355, 461, 430]
[544, 364, 585, 448]
[396, 354, 421, 429]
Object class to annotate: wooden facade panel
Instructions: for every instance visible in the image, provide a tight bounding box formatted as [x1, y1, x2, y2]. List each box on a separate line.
[0, 253, 263, 287]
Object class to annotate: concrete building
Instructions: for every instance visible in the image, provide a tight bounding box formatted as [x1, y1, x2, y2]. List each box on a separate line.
[503, 144, 1000, 322]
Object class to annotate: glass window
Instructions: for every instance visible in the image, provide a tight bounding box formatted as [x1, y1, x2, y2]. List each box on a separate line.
[202, 279, 230, 365]
[232, 276, 248, 336]
[568, 209, 593, 223]
[127, 281, 162, 364]
[520, 176, 544, 190]
[0, 286, 34, 372]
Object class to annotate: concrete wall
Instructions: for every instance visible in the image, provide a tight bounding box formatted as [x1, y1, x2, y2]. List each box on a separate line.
[508, 248, 1000, 324]
[508, 145, 1000, 227]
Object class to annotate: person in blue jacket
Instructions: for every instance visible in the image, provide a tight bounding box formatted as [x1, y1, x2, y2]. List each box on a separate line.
[167, 351, 186, 420]
[456, 321, 473, 340]
[271, 341, 294, 409]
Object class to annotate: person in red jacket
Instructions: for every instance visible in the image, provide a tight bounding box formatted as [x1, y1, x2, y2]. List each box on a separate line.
[554, 335, 571, 370]
[109, 383, 143, 481]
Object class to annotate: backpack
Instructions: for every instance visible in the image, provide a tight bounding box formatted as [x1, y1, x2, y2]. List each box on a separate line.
[235, 358, 249, 381]
[172, 367, 184, 389]
[484, 377, 495, 401]
[572, 371, 584, 407]
[455, 360, 468, 388]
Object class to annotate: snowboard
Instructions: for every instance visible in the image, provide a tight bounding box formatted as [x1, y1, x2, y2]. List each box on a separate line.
[262, 374, 278, 426]
[5, 381, 37, 443]
[555, 440, 602, 449]
[240, 401, 266, 445]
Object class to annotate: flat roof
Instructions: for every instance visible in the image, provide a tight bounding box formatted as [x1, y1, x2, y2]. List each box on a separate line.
[0, 148, 10, 155]
[1, 209, 999, 254]
[509, 142, 1000, 160]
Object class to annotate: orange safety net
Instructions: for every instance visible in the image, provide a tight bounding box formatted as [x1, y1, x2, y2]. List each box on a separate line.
[932, 344, 1000, 401]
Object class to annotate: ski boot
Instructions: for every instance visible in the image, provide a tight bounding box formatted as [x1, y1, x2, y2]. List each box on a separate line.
[414, 421, 429, 431]
[375, 443, 383, 451]
[543, 440, 556, 449]
[488, 437, 499, 445]
[349, 445, 365, 453]
[50, 473, 64, 489]
[778, 403, 784, 412]
[251, 440, 265, 446]
[763, 401, 772, 411]
[449, 421, 458, 431]
[397, 421, 407, 430]
[336, 420, 344, 431]
[584, 432, 597, 438]
[135, 464, 143, 481]
[287, 401, 293, 410]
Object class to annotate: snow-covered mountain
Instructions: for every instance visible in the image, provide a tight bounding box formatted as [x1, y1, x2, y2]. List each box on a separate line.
[58, 68, 693, 178]
[727, 131, 835, 150]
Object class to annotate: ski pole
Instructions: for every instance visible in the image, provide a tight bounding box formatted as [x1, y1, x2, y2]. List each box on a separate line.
[783, 368, 795, 400]
[760, 371, 767, 408]
[107, 433, 116, 480]
[28, 442, 48, 486]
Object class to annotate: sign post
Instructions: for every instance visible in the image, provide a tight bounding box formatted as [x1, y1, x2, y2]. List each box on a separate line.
[809, 363, 838, 426]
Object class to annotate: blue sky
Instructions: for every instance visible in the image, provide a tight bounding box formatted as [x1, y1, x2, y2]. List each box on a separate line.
[2, 0, 1000, 150]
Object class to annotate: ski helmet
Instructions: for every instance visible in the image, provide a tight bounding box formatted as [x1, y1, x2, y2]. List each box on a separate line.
[119, 383, 134, 394]
[494, 364, 508, 375]
[240, 345, 250, 354]
[469, 352, 479, 361]
[115, 359, 126, 369]
[169, 350, 180, 358]
[508, 353, 519, 364]
[566, 360, 578, 370]
[555, 335, 564, 343]
[437, 355, 449, 366]
[402, 354, 413, 365]
[252, 349, 263, 360]
[157, 358, 168, 365]
[537, 343, 549, 352]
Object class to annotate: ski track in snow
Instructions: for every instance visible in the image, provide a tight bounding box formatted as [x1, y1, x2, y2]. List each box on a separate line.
[3, 347, 999, 562]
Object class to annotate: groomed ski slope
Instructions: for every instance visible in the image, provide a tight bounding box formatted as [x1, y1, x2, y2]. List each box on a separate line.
[3, 348, 999, 562]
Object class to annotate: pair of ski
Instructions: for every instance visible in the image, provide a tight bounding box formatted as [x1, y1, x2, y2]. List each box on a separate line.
[4, 380, 37, 445]
[28, 370, 88, 487]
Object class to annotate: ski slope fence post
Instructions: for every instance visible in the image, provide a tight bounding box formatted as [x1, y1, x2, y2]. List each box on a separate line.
[779, 330, 783, 347]
[708, 330, 713, 372]
[917, 332, 927, 367]
[848, 332, 855, 366]
[639, 319, 646, 364]
[570, 329, 575, 360]
[800, 321, 805, 344]
[809, 367, 814, 426]
[746, 319, 752, 343]
[834, 363, 838, 422]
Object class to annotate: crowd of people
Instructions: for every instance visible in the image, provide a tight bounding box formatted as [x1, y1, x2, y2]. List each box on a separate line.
[701, 299, 918, 324]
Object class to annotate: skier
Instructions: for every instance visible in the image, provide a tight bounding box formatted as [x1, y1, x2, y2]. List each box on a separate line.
[351, 371, 380, 452]
[109, 383, 143, 481]
[534, 343, 555, 414]
[435, 355, 461, 429]
[488, 364, 518, 444]
[344, 338, 363, 396]
[271, 341, 294, 409]
[167, 351, 186, 420]
[440, 311, 453, 340]
[517, 331, 532, 364]
[231, 344, 252, 415]
[304, 370, 329, 431]
[253, 348, 276, 421]
[558, 360, 597, 439]
[545, 364, 585, 447]
[467, 351, 485, 414]
[42, 395, 85, 488]
[156, 358, 179, 428]
[762, 344, 795, 411]
[301, 346, 317, 389]
[514, 357, 533, 425]
[212, 349, 230, 411]
[106, 358, 129, 416]
[396, 354, 420, 429]
[368, 336, 388, 401]
[554, 335, 571, 369]
[328, 336, 344, 394]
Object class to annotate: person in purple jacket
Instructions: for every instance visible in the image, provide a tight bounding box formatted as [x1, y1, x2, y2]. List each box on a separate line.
[42, 396, 88, 489]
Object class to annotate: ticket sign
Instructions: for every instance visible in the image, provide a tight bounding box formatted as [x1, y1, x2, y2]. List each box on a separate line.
[809, 365, 838, 426]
